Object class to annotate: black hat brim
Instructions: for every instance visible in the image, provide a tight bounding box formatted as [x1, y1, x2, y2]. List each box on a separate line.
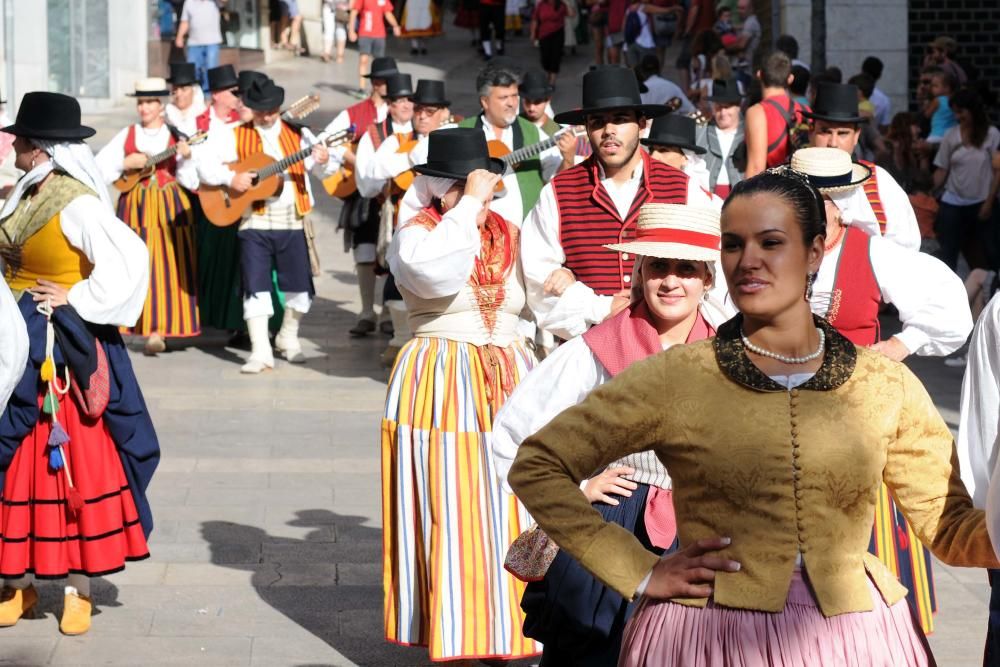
[640, 138, 707, 154]
[553, 103, 671, 125]
[520, 86, 555, 100]
[364, 69, 400, 79]
[802, 110, 868, 125]
[707, 94, 741, 105]
[1, 123, 96, 140]
[243, 97, 284, 111]
[413, 157, 506, 180]
[386, 90, 416, 100]
[127, 90, 171, 98]
[168, 77, 199, 87]
[412, 98, 451, 107]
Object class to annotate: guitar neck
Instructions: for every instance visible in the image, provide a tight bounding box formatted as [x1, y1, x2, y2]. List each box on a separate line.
[145, 143, 180, 168]
[502, 134, 560, 166]
[257, 146, 313, 180]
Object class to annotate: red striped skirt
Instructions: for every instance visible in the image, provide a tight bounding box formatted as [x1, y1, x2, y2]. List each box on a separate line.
[117, 179, 200, 338]
[0, 391, 150, 578]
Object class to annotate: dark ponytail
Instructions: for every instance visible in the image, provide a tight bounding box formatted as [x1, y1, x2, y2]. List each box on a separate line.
[722, 168, 828, 247]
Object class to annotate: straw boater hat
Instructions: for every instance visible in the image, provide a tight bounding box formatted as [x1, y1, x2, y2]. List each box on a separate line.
[605, 203, 721, 262]
[127, 78, 171, 98]
[790, 147, 872, 194]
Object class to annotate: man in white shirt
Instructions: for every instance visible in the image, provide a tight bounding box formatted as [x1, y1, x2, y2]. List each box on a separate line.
[635, 56, 695, 113]
[197, 78, 333, 373]
[174, 0, 226, 92]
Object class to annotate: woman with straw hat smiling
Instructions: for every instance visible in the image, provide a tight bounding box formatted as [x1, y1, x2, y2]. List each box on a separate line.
[789, 145, 972, 635]
[96, 77, 201, 356]
[493, 203, 732, 666]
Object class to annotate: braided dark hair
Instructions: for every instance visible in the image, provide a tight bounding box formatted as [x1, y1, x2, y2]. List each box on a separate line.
[722, 167, 828, 248]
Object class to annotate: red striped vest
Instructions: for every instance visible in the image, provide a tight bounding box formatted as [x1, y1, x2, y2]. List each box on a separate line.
[824, 226, 881, 345]
[347, 98, 380, 140]
[553, 151, 690, 295]
[234, 121, 312, 216]
[123, 125, 176, 186]
[858, 160, 888, 235]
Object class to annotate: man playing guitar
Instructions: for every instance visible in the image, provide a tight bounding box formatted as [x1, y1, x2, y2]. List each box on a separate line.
[197, 77, 333, 374]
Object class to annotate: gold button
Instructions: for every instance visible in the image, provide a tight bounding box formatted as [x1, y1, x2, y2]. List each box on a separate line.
[790, 418, 798, 427]
[791, 428, 799, 438]
[797, 521, 805, 532]
[796, 500, 804, 511]
[795, 488, 803, 499]
[792, 449, 801, 459]
[790, 389, 799, 397]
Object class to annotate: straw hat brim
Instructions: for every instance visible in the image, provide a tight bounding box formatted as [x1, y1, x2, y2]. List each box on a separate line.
[813, 162, 873, 193]
[603, 241, 720, 263]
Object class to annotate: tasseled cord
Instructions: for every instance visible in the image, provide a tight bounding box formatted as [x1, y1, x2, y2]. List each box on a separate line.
[37, 298, 84, 515]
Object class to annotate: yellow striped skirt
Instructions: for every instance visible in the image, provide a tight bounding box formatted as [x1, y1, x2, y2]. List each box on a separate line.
[381, 336, 541, 661]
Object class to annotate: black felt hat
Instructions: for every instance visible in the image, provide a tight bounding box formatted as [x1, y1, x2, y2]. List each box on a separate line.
[412, 79, 450, 107]
[803, 83, 866, 124]
[1, 91, 96, 140]
[641, 114, 706, 154]
[238, 70, 270, 95]
[413, 127, 505, 179]
[553, 67, 670, 125]
[364, 57, 400, 79]
[242, 78, 285, 111]
[708, 78, 742, 105]
[167, 62, 199, 87]
[519, 69, 554, 100]
[384, 73, 415, 100]
[206, 65, 239, 92]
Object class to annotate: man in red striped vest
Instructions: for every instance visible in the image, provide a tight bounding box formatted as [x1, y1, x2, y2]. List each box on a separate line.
[194, 65, 242, 134]
[806, 82, 921, 252]
[197, 78, 334, 374]
[521, 67, 714, 340]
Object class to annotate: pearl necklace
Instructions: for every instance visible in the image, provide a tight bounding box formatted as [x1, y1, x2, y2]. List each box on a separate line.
[741, 327, 826, 364]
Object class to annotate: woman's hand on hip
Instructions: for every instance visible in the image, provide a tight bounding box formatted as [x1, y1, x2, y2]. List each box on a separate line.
[583, 466, 638, 504]
[643, 537, 741, 599]
[29, 279, 70, 308]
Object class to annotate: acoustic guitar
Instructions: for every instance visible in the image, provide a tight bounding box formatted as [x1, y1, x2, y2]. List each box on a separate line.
[485, 125, 587, 190]
[113, 132, 209, 193]
[321, 138, 360, 199]
[199, 128, 352, 227]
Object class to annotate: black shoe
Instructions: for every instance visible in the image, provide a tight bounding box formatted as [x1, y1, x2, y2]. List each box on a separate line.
[410, 47, 418, 55]
[420, 48, 428, 55]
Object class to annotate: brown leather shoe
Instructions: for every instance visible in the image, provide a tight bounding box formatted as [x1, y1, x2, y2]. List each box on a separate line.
[0, 586, 38, 626]
[59, 592, 92, 635]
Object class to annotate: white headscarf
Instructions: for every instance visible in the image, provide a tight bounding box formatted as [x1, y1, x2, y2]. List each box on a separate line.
[0, 138, 112, 221]
[396, 175, 457, 227]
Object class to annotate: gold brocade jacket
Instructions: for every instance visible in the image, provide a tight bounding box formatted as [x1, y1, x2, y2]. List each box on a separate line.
[509, 316, 1000, 616]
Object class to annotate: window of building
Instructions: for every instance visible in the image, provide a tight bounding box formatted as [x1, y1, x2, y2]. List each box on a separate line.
[47, 0, 111, 98]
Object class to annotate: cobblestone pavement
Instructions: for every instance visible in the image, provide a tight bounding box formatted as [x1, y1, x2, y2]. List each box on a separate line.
[0, 28, 991, 667]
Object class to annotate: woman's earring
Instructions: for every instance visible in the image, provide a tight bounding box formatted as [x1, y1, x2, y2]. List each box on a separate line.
[804, 273, 815, 301]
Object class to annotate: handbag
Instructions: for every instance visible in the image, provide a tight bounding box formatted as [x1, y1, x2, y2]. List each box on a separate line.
[504, 524, 559, 582]
[70, 340, 110, 419]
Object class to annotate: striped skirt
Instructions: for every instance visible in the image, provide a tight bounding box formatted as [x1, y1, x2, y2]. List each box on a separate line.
[117, 180, 200, 338]
[870, 484, 936, 634]
[382, 336, 542, 661]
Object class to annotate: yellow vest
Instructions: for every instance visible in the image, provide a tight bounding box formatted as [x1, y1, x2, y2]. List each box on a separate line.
[6, 213, 92, 293]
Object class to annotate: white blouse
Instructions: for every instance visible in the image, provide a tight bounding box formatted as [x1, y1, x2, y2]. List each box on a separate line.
[0, 275, 28, 412]
[811, 230, 972, 356]
[95, 124, 200, 191]
[388, 195, 525, 346]
[957, 293, 1000, 558]
[165, 100, 207, 138]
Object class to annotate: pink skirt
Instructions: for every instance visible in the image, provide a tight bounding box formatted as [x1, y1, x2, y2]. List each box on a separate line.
[619, 571, 935, 667]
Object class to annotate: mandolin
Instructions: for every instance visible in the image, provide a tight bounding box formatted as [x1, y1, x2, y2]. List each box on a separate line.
[113, 131, 209, 193]
[282, 94, 321, 121]
[199, 127, 352, 227]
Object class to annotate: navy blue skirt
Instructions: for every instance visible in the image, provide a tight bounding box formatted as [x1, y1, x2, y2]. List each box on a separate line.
[521, 483, 676, 666]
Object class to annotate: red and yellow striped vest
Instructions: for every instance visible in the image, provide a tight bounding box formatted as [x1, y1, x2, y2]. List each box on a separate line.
[234, 121, 312, 216]
[553, 151, 689, 295]
[859, 160, 887, 235]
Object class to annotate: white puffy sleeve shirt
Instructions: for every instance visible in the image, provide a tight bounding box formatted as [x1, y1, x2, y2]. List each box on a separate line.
[355, 120, 413, 199]
[828, 166, 921, 252]
[62, 194, 150, 327]
[0, 275, 28, 412]
[812, 231, 972, 356]
[957, 294, 1000, 558]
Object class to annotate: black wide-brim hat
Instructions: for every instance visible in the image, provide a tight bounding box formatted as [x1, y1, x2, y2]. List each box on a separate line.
[412, 79, 450, 107]
[520, 69, 554, 100]
[553, 67, 670, 125]
[384, 73, 415, 100]
[364, 57, 400, 79]
[167, 62, 199, 87]
[707, 78, 742, 105]
[206, 64, 239, 92]
[802, 82, 867, 124]
[413, 127, 506, 179]
[243, 78, 285, 111]
[238, 70, 270, 95]
[640, 114, 706, 154]
[2, 91, 96, 140]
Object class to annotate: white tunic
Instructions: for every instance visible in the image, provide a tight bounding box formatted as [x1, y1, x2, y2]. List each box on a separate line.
[811, 230, 971, 356]
[0, 275, 28, 412]
[520, 159, 715, 340]
[388, 195, 525, 347]
[958, 293, 1000, 559]
[827, 165, 921, 251]
[165, 100, 207, 137]
[94, 124, 200, 191]
[354, 119, 413, 199]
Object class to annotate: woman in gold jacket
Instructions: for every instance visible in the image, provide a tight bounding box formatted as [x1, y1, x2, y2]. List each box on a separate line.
[509, 168, 999, 665]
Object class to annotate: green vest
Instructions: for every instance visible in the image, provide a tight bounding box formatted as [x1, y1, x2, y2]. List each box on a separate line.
[459, 115, 545, 219]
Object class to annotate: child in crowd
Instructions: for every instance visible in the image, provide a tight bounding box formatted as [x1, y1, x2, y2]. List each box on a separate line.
[924, 68, 957, 143]
[714, 6, 739, 49]
[908, 169, 940, 255]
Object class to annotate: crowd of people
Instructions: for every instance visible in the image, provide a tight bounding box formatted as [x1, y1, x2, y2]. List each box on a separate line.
[1, 7, 1000, 666]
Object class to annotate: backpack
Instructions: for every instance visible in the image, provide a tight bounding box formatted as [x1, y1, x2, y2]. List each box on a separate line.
[764, 97, 810, 159]
[624, 10, 644, 45]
